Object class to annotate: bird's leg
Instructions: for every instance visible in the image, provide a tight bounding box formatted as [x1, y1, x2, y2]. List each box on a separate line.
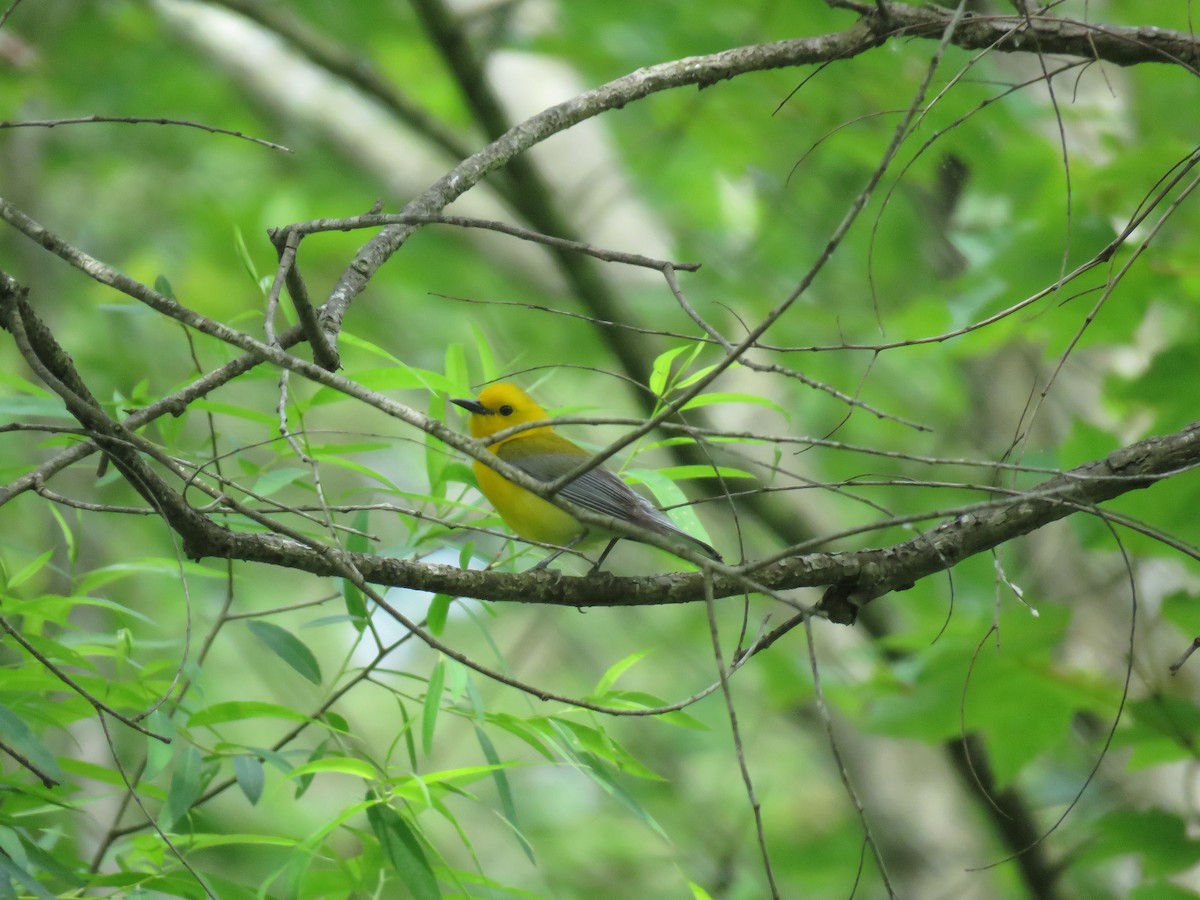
[531, 531, 588, 571]
[587, 538, 620, 575]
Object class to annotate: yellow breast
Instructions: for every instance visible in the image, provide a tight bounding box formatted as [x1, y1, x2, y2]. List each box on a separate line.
[473, 458, 590, 547]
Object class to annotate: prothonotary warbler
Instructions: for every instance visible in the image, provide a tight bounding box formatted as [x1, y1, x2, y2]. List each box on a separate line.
[451, 383, 721, 571]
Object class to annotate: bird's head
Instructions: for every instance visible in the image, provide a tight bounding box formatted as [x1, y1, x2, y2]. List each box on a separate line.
[451, 383, 551, 439]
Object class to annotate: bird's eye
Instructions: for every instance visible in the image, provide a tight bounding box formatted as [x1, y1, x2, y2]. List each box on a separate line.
[498, 404, 514, 416]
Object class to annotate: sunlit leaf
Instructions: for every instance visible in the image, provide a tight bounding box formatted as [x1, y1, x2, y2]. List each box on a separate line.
[188, 701, 310, 728]
[593, 649, 651, 697]
[286, 756, 378, 781]
[680, 390, 789, 418]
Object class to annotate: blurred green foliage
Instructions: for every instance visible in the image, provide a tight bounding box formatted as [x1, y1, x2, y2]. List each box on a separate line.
[2, 1, 1200, 898]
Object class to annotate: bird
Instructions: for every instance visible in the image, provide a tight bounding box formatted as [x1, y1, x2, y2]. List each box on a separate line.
[451, 383, 721, 572]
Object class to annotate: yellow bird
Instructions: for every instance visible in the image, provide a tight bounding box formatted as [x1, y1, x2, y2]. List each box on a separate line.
[451, 383, 720, 570]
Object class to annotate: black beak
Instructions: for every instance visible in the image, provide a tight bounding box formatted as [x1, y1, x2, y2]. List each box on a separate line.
[451, 397, 491, 415]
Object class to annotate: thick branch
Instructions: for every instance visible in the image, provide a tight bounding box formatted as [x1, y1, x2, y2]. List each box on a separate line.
[178, 420, 1199, 618]
[812, 422, 1200, 622]
[855, 1, 1200, 71]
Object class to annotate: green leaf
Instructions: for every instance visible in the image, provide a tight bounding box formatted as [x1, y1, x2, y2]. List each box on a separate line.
[395, 764, 516, 789]
[76, 558, 225, 593]
[153, 274, 175, 298]
[592, 691, 707, 730]
[553, 720, 663, 781]
[0, 396, 75, 419]
[0, 705, 64, 784]
[287, 756, 378, 781]
[142, 711, 176, 781]
[250, 467, 307, 497]
[651, 464, 754, 481]
[159, 744, 202, 831]
[1160, 591, 1200, 637]
[233, 225, 261, 287]
[292, 741, 326, 800]
[153, 832, 297, 851]
[426, 594, 451, 636]
[486, 714, 556, 761]
[321, 711, 351, 734]
[0, 825, 29, 875]
[366, 801, 441, 900]
[473, 725, 534, 864]
[0, 853, 56, 900]
[0, 369, 53, 398]
[422, 660, 445, 756]
[342, 510, 370, 632]
[1079, 809, 1200, 877]
[625, 468, 715, 551]
[342, 578, 369, 634]
[246, 620, 322, 685]
[649, 344, 695, 397]
[681, 390, 789, 418]
[47, 505, 77, 568]
[395, 698, 419, 772]
[6, 550, 53, 591]
[233, 754, 265, 805]
[188, 701, 310, 728]
[593, 649, 651, 697]
[671, 362, 720, 392]
[1113, 696, 1200, 769]
[338, 331, 404, 364]
[189, 398, 278, 425]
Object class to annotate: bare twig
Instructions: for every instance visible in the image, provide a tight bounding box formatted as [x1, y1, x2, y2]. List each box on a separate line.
[0, 115, 290, 151]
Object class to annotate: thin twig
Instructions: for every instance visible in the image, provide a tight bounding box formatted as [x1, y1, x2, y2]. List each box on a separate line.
[0, 115, 290, 152]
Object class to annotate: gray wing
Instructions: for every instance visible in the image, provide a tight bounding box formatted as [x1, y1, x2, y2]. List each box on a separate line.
[509, 452, 718, 558]
[507, 452, 652, 520]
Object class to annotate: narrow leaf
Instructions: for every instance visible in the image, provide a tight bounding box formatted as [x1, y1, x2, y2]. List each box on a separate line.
[287, 756, 378, 781]
[594, 649, 651, 698]
[474, 725, 533, 864]
[0, 853, 55, 900]
[0, 705, 64, 784]
[188, 701, 309, 728]
[624, 469, 714, 550]
[250, 467, 307, 497]
[159, 744, 202, 831]
[343, 510, 370, 632]
[427, 594, 451, 636]
[672, 362, 720, 391]
[7, 550, 53, 591]
[681, 391, 789, 418]
[247, 620, 322, 685]
[649, 345, 691, 397]
[366, 802, 441, 900]
[422, 660, 445, 756]
[233, 225, 260, 286]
